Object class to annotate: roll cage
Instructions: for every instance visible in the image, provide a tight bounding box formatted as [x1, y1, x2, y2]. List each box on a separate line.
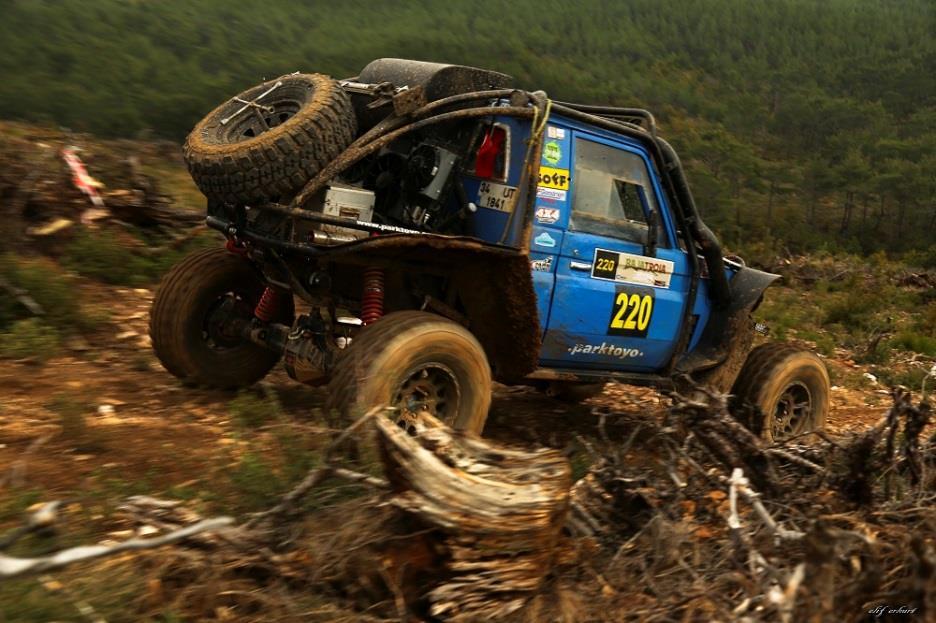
[203, 60, 737, 380]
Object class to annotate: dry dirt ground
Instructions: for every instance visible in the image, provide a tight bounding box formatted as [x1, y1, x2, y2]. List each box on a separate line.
[0, 284, 892, 509]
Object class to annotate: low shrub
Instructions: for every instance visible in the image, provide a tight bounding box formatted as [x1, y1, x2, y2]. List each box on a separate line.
[890, 332, 936, 357]
[874, 366, 931, 390]
[46, 393, 90, 440]
[61, 227, 150, 285]
[0, 318, 59, 361]
[0, 254, 99, 333]
[228, 387, 284, 429]
[921, 303, 936, 337]
[62, 226, 216, 286]
[227, 451, 284, 512]
[822, 289, 882, 329]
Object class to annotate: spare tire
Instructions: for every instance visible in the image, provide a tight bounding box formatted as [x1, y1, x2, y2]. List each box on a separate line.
[183, 73, 356, 204]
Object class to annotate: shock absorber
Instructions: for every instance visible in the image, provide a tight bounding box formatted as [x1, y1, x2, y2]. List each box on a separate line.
[254, 287, 281, 323]
[360, 267, 385, 325]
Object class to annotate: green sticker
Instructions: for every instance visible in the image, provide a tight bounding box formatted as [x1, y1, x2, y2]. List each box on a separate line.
[543, 140, 561, 165]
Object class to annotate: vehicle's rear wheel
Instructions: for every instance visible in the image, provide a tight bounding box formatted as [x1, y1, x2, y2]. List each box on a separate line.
[731, 342, 830, 442]
[325, 311, 492, 435]
[149, 247, 294, 389]
[183, 73, 356, 204]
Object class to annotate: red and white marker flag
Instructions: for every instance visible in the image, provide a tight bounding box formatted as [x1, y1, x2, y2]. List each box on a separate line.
[61, 146, 108, 224]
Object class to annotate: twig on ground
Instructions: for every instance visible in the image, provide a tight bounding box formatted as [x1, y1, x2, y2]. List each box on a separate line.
[769, 563, 806, 623]
[0, 275, 44, 316]
[0, 517, 233, 579]
[765, 448, 827, 474]
[728, 468, 804, 541]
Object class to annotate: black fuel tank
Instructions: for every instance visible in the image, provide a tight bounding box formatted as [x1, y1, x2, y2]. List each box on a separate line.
[349, 58, 514, 130]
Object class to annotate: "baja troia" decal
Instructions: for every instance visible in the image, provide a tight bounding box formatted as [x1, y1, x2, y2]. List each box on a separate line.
[591, 248, 674, 289]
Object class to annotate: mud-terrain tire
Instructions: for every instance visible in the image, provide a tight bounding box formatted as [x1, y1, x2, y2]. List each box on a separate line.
[183, 73, 356, 204]
[545, 382, 606, 403]
[325, 311, 492, 435]
[149, 247, 294, 389]
[731, 342, 830, 442]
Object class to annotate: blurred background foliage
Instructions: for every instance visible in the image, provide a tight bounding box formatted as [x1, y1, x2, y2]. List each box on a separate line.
[0, 0, 934, 256]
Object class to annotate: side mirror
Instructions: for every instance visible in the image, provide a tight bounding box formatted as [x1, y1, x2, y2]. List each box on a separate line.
[645, 209, 659, 257]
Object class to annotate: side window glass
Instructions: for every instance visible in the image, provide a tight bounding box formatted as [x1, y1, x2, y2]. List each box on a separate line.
[570, 138, 667, 247]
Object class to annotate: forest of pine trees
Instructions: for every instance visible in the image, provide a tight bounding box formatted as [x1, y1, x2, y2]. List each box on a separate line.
[0, 0, 933, 257]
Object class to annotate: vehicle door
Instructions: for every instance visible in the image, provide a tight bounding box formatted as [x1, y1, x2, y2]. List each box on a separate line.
[539, 130, 691, 372]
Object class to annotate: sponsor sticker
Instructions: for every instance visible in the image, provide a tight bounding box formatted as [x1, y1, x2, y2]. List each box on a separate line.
[534, 232, 557, 248]
[542, 140, 562, 165]
[537, 166, 570, 190]
[592, 248, 674, 289]
[535, 206, 560, 224]
[546, 125, 566, 139]
[536, 187, 567, 202]
[567, 342, 644, 359]
[477, 181, 517, 212]
[530, 256, 554, 272]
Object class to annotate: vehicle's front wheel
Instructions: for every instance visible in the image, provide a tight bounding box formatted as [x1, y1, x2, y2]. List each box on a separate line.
[731, 343, 830, 442]
[149, 247, 294, 389]
[325, 311, 492, 435]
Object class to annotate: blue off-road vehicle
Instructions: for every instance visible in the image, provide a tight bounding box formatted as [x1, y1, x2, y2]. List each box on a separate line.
[151, 59, 830, 441]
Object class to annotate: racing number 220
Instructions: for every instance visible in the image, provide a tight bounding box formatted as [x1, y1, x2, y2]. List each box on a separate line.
[607, 287, 654, 337]
[595, 257, 616, 273]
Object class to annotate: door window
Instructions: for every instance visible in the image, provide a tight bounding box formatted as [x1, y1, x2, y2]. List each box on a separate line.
[570, 139, 666, 246]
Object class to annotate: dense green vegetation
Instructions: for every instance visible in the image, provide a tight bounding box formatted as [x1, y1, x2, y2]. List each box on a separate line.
[0, 0, 933, 255]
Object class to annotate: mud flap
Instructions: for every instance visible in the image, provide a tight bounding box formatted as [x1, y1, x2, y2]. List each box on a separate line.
[320, 234, 540, 381]
[675, 266, 779, 391]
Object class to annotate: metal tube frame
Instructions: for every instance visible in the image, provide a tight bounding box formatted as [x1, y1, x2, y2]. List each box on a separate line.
[207, 81, 730, 375]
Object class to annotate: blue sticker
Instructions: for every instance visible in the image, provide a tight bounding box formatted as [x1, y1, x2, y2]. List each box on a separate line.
[534, 232, 556, 248]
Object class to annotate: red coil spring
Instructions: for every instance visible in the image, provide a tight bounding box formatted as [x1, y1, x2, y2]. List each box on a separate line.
[254, 287, 281, 323]
[360, 267, 385, 325]
[225, 239, 248, 256]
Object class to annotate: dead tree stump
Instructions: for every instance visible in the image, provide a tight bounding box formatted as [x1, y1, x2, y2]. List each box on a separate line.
[374, 415, 572, 621]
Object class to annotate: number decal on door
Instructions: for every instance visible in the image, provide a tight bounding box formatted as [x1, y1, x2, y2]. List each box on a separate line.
[607, 286, 654, 337]
[592, 249, 619, 280]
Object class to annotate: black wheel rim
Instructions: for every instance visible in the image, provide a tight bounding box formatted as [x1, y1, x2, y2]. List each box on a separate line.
[771, 381, 813, 439]
[202, 291, 254, 350]
[224, 100, 301, 143]
[207, 79, 312, 145]
[392, 363, 461, 432]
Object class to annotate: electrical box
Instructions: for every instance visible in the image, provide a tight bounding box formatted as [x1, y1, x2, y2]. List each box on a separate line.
[321, 184, 375, 238]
